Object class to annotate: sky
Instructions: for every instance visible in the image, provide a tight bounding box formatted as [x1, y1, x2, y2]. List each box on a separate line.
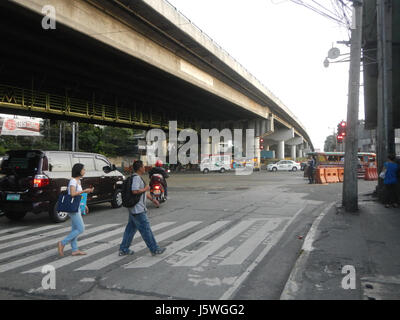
[166, 0, 362, 151]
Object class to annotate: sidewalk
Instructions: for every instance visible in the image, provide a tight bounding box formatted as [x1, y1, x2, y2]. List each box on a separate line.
[280, 192, 400, 300]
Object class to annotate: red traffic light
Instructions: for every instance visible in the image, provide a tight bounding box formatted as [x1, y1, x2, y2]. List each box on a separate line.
[340, 121, 346, 127]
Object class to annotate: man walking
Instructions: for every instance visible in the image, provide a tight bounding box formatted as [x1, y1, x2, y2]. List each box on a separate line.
[119, 160, 166, 256]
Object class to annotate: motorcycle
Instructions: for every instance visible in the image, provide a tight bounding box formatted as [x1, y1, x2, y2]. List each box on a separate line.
[149, 174, 167, 203]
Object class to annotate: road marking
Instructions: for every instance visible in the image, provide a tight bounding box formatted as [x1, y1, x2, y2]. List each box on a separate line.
[125, 220, 230, 269]
[219, 219, 282, 266]
[0, 226, 29, 236]
[76, 221, 201, 271]
[0, 224, 92, 250]
[220, 205, 308, 300]
[173, 220, 256, 267]
[0, 224, 107, 262]
[0, 224, 121, 273]
[24, 221, 190, 273]
[0, 224, 61, 242]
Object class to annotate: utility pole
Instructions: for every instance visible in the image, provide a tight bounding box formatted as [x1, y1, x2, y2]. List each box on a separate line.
[342, 0, 363, 213]
[59, 121, 62, 151]
[376, 0, 393, 197]
[72, 122, 76, 152]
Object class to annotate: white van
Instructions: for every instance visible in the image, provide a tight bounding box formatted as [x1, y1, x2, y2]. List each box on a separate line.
[200, 155, 231, 174]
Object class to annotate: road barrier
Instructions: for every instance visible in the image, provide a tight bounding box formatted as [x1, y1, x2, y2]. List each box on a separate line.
[315, 168, 327, 184]
[324, 168, 340, 183]
[364, 167, 378, 181]
[337, 168, 344, 182]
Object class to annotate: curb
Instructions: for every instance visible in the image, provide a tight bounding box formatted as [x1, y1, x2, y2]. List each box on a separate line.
[279, 201, 337, 300]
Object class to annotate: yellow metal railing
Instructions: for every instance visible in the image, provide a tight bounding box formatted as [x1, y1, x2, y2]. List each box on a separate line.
[0, 84, 193, 130]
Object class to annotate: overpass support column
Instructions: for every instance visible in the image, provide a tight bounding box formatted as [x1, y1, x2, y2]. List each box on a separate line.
[298, 148, 303, 158]
[277, 141, 285, 160]
[291, 145, 297, 162]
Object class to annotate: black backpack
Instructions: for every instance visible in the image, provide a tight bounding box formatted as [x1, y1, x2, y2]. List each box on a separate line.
[121, 174, 144, 208]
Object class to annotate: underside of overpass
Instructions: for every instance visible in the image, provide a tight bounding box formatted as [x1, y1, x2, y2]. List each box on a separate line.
[0, 0, 312, 155]
[0, 0, 260, 129]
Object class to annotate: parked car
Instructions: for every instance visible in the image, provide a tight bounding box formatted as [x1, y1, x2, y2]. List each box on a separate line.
[0, 150, 124, 223]
[267, 160, 301, 172]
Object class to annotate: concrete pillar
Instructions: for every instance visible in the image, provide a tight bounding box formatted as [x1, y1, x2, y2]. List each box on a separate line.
[277, 140, 285, 160]
[265, 145, 270, 151]
[260, 119, 267, 135]
[298, 148, 303, 158]
[291, 145, 297, 161]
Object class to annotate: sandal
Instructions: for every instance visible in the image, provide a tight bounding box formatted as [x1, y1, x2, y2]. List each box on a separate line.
[71, 250, 87, 256]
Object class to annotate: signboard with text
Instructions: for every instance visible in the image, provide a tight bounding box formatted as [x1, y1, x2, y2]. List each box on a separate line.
[0, 117, 42, 136]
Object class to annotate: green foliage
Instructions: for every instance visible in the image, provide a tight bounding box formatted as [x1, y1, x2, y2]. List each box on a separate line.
[324, 134, 337, 152]
[0, 120, 140, 157]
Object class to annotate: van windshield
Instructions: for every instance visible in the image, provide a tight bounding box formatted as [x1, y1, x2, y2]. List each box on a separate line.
[0, 151, 42, 174]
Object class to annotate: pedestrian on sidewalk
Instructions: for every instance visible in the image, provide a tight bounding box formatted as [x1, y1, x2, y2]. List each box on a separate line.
[119, 160, 166, 256]
[308, 156, 316, 184]
[58, 163, 94, 257]
[383, 154, 399, 208]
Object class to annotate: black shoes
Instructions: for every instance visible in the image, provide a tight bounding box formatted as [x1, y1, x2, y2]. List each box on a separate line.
[151, 247, 166, 256]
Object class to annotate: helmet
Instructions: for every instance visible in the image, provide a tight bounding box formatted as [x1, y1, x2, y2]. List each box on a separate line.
[155, 160, 163, 167]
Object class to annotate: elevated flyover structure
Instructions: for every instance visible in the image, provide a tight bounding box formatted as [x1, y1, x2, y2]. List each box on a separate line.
[0, 0, 313, 159]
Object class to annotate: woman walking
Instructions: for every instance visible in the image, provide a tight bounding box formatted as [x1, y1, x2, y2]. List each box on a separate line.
[383, 154, 399, 208]
[57, 163, 94, 256]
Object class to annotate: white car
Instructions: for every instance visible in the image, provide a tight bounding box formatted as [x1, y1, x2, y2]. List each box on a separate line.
[267, 160, 301, 172]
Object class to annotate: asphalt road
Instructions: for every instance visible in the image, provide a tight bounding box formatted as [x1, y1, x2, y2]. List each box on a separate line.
[0, 170, 376, 300]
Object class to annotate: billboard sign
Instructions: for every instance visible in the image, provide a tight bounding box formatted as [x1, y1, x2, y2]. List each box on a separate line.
[0, 117, 42, 136]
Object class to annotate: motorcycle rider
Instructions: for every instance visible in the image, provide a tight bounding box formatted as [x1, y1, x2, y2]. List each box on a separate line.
[149, 160, 169, 199]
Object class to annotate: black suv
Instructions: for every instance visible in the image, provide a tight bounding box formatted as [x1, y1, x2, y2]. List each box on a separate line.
[0, 150, 124, 223]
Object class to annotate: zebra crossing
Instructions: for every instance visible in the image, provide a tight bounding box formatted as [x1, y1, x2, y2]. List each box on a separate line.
[0, 216, 290, 277]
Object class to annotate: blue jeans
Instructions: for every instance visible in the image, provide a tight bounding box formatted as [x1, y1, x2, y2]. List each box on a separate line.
[119, 211, 159, 253]
[61, 210, 85, 252]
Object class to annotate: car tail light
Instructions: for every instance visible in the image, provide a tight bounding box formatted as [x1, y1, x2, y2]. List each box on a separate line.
[155, 185, 160, 190]
[33, 175, 50, 188]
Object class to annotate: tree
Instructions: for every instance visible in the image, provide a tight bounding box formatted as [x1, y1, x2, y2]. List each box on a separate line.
[324, 134, 337, 152]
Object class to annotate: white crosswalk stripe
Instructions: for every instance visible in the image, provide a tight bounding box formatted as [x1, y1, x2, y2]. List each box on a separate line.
[0, 224, 61, 242]
[124, 220, 230, 269]
[0, 224, 120, 273]
[23, 221, 184, 273]
[0, 217, 291, 275]
[219, 218, 283, 266]
[173, 220, 256, 267]
[0, 226, 29, 236]
[76, 221, 201, 271]
[0, 224, 92, 251]
[0, 224, 109, 262]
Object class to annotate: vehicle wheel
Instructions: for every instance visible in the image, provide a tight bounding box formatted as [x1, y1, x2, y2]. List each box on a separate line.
[49, 202, 69, 223]
[203, 169, 209, 174]
[4, 211, 27, 221]
[111, 189, 123, 208]
[219, 168, 226, 173]
[272, 167, 277, 172]
[292, 167, 298, 172]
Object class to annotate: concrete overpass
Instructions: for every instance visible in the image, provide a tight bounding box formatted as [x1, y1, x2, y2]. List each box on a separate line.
[0, 0, 313, 159]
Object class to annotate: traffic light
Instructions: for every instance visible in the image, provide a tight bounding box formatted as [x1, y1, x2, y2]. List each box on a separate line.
[259, 138, 264, 150]
[337, 134, 344, 144]
[337, 121, 347, 137]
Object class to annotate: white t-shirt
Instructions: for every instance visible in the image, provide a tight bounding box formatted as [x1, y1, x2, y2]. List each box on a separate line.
[68, 178, 82, 195]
